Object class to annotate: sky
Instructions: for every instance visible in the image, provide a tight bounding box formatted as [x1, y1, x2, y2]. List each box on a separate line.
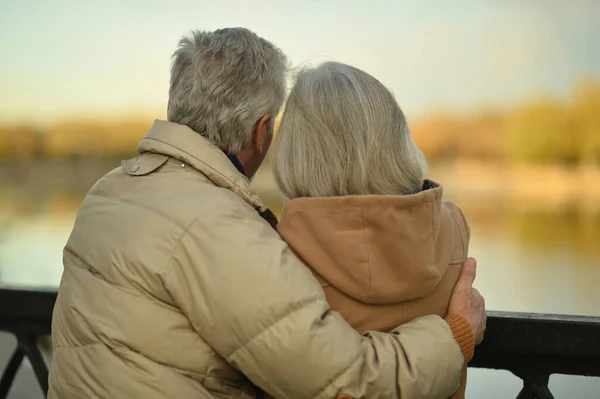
[1, 0, 599, 126]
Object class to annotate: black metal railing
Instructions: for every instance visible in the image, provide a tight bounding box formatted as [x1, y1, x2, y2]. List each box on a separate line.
[0, 288, 599, 399]
[0, 288, 55, 398]
[470, 311, 600, 398]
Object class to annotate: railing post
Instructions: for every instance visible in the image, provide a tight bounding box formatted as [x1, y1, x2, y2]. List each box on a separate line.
[0, 334, 49, 399]
[21, 335, 50, 396]
[0, 346, 25, 399]
[514, 368, 554, 399]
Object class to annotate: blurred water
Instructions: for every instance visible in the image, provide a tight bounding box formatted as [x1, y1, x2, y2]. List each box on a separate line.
[0, 166, 599, 398]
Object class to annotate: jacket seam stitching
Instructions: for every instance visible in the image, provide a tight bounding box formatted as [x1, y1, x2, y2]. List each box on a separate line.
[63, 249, 145, 300]
[226, 296, 323, 360]
[63, 244, 179, 311]
[54, 336, 210, 381]
[113, 344, 209, 381]
[162, 214, 206, 282]
[390, 334, 406, 398]
[449, 210, 468, 259]
[359, 206, 372, 304]
[314, 352, 365, 399]
[86, 191, 177, 230]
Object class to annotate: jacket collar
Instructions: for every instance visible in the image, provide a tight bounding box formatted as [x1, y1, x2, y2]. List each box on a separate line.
[224, 152, 247, 176]
[137, 120, 266, 212]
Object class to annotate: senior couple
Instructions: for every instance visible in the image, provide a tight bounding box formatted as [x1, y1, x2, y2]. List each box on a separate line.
[49, 28, 486, 398]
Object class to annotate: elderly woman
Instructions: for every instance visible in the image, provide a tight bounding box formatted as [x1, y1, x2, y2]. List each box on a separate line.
[273, 62, 473, 398]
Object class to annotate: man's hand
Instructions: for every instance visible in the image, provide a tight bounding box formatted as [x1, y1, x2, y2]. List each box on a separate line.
[448, 257, 486, 344]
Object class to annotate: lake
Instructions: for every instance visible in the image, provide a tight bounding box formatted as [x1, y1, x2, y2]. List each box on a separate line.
[0, 161, 599, 398]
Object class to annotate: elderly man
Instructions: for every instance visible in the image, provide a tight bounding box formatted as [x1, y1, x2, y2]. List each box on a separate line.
[49, 28, 485, 399]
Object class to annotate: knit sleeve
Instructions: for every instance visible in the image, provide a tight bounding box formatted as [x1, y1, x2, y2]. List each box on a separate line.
[445, 313, 475, 363]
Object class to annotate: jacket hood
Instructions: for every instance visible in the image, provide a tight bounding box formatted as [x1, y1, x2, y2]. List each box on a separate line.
[278, 182, 462, 304]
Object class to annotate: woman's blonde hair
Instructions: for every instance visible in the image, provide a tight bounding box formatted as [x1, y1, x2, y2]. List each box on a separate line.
[272, 62, 427, 199]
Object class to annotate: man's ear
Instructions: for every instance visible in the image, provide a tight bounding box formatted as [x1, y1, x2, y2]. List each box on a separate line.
[253, 114, 272, 153]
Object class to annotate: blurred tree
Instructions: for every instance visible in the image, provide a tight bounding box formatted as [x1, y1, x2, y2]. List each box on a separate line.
[0, 81, 598, 166]
[412, 115, 465, 161]
[44, 120, 149, 159]
[572, 81, 600, 165]
[412, 112, 505, 162]
[506, 100, 579, 166]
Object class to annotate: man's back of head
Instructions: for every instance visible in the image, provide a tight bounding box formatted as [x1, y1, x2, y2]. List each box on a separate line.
[167, 28, 288, 154]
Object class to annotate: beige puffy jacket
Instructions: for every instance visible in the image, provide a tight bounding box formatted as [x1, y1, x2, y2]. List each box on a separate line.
[49, 120, 467, 399]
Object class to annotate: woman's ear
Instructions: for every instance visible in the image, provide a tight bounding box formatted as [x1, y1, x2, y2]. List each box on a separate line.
[254, 114, 272, 153]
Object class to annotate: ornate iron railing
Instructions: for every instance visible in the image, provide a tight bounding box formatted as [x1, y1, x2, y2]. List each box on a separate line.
[0, 288, 599, 399]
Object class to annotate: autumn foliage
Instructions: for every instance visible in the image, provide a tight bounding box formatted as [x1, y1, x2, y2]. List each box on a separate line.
[1, 82, 599, 167]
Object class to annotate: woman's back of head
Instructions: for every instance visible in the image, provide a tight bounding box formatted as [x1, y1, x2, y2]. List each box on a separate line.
[272, 61, 427, 199]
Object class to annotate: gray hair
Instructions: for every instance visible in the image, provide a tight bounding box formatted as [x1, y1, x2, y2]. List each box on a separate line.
[272, 62, 427, 198]
[168, 28, 288, 153]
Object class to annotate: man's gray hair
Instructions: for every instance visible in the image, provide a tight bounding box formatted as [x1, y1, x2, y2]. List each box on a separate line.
[272, 62, 428, 198]
[168, 28, 288, 153]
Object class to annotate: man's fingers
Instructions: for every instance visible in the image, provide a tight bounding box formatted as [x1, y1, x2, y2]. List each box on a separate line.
[463, 258, 477, 281]
[472, 287, 487, 345]
[455, 257, 477, 292]
[472, 288, 485, 309]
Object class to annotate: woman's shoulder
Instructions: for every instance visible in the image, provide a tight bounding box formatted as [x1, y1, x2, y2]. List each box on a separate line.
[441, 200, 471, 260]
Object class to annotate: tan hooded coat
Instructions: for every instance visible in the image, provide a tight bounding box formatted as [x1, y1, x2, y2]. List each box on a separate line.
[278, 185, 471, 398]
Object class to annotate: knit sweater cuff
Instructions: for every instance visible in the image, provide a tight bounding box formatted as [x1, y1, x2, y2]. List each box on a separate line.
[445, 313, 475, 363]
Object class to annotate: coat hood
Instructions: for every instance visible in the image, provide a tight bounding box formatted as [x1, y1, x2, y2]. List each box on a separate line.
[278, 182, 468, 305]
